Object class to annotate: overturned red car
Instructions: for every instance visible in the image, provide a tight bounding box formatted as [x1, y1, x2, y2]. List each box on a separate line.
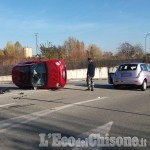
[12, 60, 67, 89]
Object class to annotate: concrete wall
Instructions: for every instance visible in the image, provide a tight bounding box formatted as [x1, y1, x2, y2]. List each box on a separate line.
[67, 67, 108, 80]
[0, 75, 12, 83]
[0, 67, 108, 83]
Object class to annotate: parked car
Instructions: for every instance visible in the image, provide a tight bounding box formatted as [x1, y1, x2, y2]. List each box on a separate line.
[12, 59, 67, 89]
[113, 63, 150, 91]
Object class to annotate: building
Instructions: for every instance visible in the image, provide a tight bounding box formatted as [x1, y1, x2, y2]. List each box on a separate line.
[23, 47, 32, 58]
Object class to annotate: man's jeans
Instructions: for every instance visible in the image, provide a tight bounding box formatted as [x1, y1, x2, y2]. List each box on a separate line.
[86, 76, 94, 90]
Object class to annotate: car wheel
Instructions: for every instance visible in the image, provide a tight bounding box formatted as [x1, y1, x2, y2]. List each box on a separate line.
[141, 80, 147, 91]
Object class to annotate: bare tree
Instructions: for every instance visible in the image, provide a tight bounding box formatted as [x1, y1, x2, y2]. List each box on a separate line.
[0, 49, 4, 58]
[116, 42, 144, 59]
[87, 44, 102, 60]
[63, 37, 86, 61]
[14, 41, 24, 58]
[102, 51, 114, 59]
[4, 41, 15, 57]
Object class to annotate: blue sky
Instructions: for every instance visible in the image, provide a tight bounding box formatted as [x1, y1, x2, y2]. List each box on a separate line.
[0, 0, 150, 54]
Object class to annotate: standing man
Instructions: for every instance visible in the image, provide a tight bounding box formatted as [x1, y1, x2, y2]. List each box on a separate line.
[86, 57, 95, 91]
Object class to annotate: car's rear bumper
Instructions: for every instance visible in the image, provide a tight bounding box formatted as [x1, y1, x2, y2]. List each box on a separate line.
[113, 77, 143, 86]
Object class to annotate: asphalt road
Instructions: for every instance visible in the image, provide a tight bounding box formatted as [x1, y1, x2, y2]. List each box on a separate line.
[0, 80, 149, 150]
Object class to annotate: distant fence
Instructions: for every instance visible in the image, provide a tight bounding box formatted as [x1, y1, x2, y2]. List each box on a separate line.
[0, 65, 14, 76]
[0, 59, 144, 76]
[66, 59, 144, 70]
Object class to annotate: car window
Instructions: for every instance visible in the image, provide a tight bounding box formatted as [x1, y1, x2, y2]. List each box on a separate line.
[118, 64, 137, 71]
[146, 65, 150, 71]
[140, 64, 148, 71]
[108, 66, 118, 73]
[31, 62, 47, 86]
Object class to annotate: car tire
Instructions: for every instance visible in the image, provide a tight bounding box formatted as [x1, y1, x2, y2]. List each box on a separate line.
[141, 80, 147, 91]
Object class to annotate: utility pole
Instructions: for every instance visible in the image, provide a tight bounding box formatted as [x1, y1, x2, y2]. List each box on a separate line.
[145, 33, 150, 63]
[35, 33, 38, 55]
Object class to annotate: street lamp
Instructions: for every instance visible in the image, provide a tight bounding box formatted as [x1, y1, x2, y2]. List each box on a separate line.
[35, 33, 38, 55]
[145, 33, 150, 62]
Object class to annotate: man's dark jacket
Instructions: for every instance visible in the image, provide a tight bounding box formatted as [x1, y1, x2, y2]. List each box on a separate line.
[87, 61, 95, 77]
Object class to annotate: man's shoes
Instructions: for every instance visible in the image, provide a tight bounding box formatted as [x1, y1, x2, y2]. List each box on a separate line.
[85, 88, 94, 91]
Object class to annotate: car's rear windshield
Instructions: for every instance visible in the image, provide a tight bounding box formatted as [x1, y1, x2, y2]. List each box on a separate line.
[118, 64, 137, 71]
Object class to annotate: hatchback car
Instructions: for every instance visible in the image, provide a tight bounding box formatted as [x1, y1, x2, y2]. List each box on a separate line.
[113, 63, 150, 91]
[12, 59, 67, 89]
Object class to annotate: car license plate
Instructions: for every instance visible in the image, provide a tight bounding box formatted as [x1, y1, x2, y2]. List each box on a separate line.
[121, 73, 132, 77]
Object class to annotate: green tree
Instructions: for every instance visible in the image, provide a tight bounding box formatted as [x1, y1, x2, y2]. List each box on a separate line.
[40, 42, 60, 59]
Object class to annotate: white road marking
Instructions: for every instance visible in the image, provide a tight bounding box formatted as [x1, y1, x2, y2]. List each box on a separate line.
[72, 121, 114, 150]
[0, 103, 16, 108]
[0, 97, 108, 132]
